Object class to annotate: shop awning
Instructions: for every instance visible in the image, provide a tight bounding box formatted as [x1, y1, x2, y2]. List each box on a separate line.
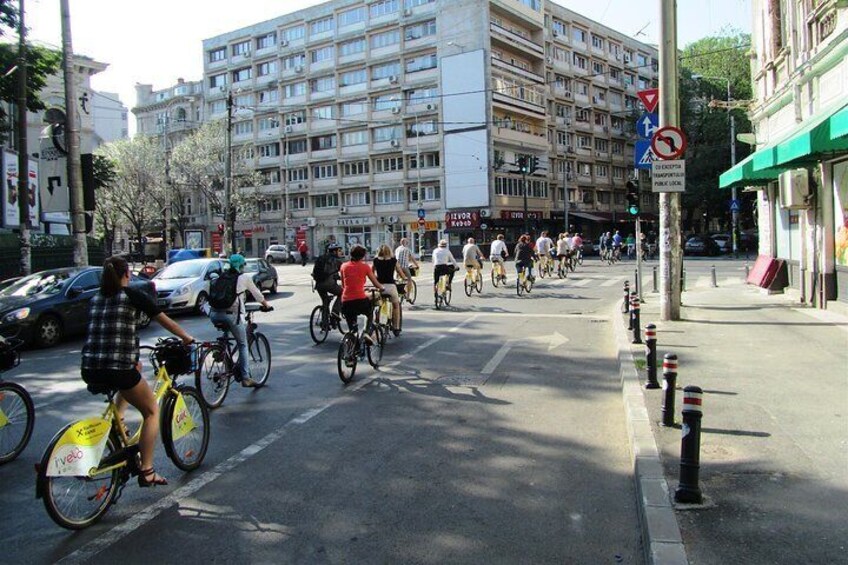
[569, 211, 607, 222]
[829, 106, 848, 140]
[718, 152, 782, 189]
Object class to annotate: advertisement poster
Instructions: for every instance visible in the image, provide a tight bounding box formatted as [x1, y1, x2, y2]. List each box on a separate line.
[39, 137, 69, 213]
[3, 150, 18, 227]
[834, 161, 848, 267]
[28, 158, 39, 225]
[184, 230, 204, 249]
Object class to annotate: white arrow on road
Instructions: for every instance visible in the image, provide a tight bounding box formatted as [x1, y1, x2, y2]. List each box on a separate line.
[481, 332, 569, 375]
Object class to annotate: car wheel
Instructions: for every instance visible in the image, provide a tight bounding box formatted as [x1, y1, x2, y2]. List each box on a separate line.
[269, 279, 278, 295]
[195, 291, 209, 314]
[265, 255, 274, 264]
[35, 315, 64, 348]
[137, 310, 151, 329]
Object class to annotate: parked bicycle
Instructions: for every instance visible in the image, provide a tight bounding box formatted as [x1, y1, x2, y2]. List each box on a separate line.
[196, 303, 273, 409]
[36, 338, 210, 529]
[337, 289, 384, 384]
[0, 337, 33, 465]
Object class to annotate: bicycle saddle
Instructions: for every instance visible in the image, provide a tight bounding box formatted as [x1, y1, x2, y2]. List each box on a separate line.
[86, 383, 118, 399]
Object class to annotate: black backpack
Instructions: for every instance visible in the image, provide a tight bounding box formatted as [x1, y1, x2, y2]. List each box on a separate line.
[208, 270, 240, 310]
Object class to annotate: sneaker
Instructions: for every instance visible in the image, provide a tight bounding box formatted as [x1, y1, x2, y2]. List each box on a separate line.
[392, 328, 402, 337]
[241, 377, 259, 388]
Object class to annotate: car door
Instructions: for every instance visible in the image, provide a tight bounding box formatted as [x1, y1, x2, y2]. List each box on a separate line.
[62, 270, 102, 334]
[257, 259, 272, 290]
[203, 261, 223, 293]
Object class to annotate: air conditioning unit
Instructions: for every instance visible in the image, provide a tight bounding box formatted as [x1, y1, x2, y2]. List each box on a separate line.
[546, 57, 553, 64]
[403, 8, 413, 16]
[284, 125, 293, 133]
[614, 53, 621, 61]
[297, 183, 305, 189]
[623, 54, 631, 64]
[307, 217, 317, 227]
[592, 96, 599, 103]
[426, 103, 438, 110]
[391, 107, 402, 114]
[479, 209, 492, 218]
[243, 51, 252, 58]
[390, 139, 400, 148]
[778, 169, 811, 209]
[552, 31, 560, 38]
[567, 146, 575, 153]
[340, 206, 349, 214]
[389, 75, 399, 84]
[294, 65, 304, 73]
[280, 40, 289, 47]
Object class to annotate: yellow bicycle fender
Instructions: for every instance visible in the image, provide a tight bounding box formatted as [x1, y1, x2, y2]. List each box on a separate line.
[0, 406, 8, 428]
[46, 418, 111, 477]
[171, 391, 196, 442]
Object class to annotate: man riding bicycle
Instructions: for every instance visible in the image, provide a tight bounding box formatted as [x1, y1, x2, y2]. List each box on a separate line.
[490, 234, 508, 279]
[462, 237, 486, 273]
[611, 230, 623, 259]
[432, 239, 458, 292]
[535, 231, 554, 272]
[208, 254, 271, 388]
[312, 243, 344, 328]
[394, 238, 420, 297]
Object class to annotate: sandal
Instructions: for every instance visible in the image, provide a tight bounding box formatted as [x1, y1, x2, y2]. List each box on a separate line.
[138, 467, 168, 488]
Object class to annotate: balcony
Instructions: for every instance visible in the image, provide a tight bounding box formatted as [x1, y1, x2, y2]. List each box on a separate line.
[309, 147, 337, 161]
[491, 57, 544, 84]
[340, 144, 369, 158]
[489, 22, 545, 58]
[492, 123, 548, 149]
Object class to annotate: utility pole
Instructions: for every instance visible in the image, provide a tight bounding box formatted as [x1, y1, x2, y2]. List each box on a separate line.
[16, 0, 31, 275]
[563, 165, 570, 233]
[223, 90, 233, 255]
[729, 88, 738, 257]
[60, 0, 87, 267]
[659, 0, 682, 320]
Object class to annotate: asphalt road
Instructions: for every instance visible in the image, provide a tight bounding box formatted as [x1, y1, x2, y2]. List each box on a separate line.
[0, 256, 748, 564]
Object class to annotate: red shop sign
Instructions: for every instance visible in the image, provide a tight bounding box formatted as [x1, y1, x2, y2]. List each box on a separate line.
[500, 210, 542, 220]
[444, 211, 480, 229]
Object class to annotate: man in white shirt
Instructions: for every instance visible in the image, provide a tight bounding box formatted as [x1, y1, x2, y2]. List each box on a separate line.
[432, 239, 458, 291]
[535, 231, 554, 271]
[394, 238, 420, 296]
[489, 234, 508, 282]
[462, 237, 485, 271]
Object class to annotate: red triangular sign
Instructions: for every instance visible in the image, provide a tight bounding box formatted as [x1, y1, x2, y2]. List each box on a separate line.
[637, 88, 659, 113]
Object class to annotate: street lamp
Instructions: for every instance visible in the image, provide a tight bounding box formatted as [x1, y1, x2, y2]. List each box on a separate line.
[693, 74, 738, 256]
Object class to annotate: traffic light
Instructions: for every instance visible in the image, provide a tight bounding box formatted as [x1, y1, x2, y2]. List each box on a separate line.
[517, 156, 528, 174]
[217, 223, 225, 234]
[626, 180, 640, 216]
[529, 156, 539, 173]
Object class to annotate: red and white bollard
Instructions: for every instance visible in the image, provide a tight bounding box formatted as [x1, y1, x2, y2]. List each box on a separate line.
[644, 324, 659, 389]
[630, 291, 642, 344]
[661, 353, 678, 427]
[675, 386, 704, 504]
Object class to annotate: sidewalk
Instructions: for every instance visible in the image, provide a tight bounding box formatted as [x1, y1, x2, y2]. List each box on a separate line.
[615, 280, 848, 564]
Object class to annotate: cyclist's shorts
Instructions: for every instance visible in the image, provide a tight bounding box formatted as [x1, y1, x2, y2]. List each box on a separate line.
[491, 256, 504, 263]
[434, 264, 454, 283]
[381, 285, 400, 302]
[399, 266, 412, 279]
[556, 254, 569, 259]
[341, 298, 372, 327]
[465, 260, 482, 270]
[81, 368, 142, 393]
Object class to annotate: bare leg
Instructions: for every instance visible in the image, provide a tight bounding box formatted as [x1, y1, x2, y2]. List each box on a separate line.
[120, 378, 164, 481]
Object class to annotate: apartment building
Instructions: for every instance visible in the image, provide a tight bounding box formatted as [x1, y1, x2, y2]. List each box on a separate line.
[199, 0, 658, 255]
[719, 0, 848, 308]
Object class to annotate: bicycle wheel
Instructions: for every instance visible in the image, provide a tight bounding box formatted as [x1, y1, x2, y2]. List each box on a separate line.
[525, 276, 534, 293]
[475, 272, 483, 293]
[196, 345, 231, 409]
[516, 276, 524, 296]
[577, 253, 584, 266]
[39, 429, 120, 530]
[162, 386, 210, 472]
[434, 291, 442, 310]
[337, 333, 358, 384]
[444, 286, 452, 306]
[367, 326, 384, 368]
[309, 305, 329, 344]
[248, 332, 271, 387]
[464, 275, 473, 297]
[491, 268, 499, 287]
[406, 279, 417, 305]
[0, 381, 34, 464]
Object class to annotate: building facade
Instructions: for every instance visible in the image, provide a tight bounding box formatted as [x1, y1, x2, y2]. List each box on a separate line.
[720, 0, 848, 308]
[198, 0, 658, 256]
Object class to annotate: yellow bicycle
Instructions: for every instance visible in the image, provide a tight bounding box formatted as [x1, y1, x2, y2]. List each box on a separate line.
[434, 270, 453, 310]
[464, 264, 483, 296]
[36, 338, 210, 530]
[490, 260, 507, 287]
[517, 264, 534, 296]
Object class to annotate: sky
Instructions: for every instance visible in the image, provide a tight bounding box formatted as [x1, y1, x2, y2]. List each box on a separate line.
[24, 0, 751, 130]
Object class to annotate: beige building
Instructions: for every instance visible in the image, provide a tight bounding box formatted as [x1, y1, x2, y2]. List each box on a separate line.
[200, 0, 658, 256]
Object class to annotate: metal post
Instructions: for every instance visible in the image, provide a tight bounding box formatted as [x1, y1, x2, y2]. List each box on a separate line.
[675, 386, 704, 504]
[636, 217, 644, 302]
[659, 0, 682, 321]
[631, 291, 642, 344]
[710, 265, 718, 287]
[522, 170, 529, 234]
[622, 280, 630, 314]
[16, 0, 31, 275]
[652, 265, 659, 293]
[61, 0, 88, 267]
[645, 324, 659, 389]
[729, 81, 738, 258]
[634, 268, 639, 295]
[661, 353, 678, 427]
[224, 90, 233, 255]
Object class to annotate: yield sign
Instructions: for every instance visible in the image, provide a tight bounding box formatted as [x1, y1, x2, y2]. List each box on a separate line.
[637, 88, 659, 113]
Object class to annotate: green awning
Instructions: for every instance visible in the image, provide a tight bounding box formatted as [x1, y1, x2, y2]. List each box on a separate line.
[719, 149, 784, 189]
[774, 101, 848, 166]
[829, 106, 848, 140]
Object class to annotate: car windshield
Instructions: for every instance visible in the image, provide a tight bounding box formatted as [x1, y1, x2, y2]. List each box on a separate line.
[243, 261, 260, 273]
[156, 261, 206, 280]
[0, 272, 73, 297]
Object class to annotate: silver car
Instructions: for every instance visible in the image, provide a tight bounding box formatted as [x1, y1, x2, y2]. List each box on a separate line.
[152, 258, 225, 313]
[265, 244, 293, 264]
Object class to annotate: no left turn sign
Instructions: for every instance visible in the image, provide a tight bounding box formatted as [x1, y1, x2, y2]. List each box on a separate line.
[651, 126, 687, 160]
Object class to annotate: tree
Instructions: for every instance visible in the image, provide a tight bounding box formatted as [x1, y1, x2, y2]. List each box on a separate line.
[90, 154, 119, 254]
[679, 30, 754, 233]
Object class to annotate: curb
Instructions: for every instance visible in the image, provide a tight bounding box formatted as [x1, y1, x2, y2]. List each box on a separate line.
[612, 303, 688, 565]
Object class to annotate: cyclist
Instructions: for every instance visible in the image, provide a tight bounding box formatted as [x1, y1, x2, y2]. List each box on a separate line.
[612, 230, 623, 260]
[462, 237, 486, 274]
[312, 243, 344, 328]
[340, 244, 384, 344]
[432, 239, 458, 292]
[626, 233, 636, 259]
[373, 244, 406, 336]
[81, 256, 194, 488]
[394, 237, 420, 297]
[599, 231, 610, 259]
[490, 234, 508, 280]
[556, 233, 571, 271]
[208, 253, 271, 389]
[515, 234, 535, 282]
[535, 231, 554, 272]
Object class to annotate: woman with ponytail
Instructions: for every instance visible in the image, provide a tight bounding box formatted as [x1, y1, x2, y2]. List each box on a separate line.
[81, 256, 194, 487]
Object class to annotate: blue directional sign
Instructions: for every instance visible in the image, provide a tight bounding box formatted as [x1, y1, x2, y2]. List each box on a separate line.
[729, 199, 740, 212]
[637, 112, 659, 139]
[635, 139, 656, 170]
[417, 208, 426, 219]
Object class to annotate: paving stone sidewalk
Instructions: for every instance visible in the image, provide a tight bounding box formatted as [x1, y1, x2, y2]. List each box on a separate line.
[617, 281, 848, 565]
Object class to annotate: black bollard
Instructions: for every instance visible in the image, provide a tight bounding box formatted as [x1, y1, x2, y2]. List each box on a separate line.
[622, 281, 630, 315]
[652, 265, 658, 293]
[674, 386, 704, 504]
[634, 268, 639, 295]
[631, 291, 642, 344]
[711, 265, 718, 288]
[644, 324, 659, 389]
[661, 353, 678, 427]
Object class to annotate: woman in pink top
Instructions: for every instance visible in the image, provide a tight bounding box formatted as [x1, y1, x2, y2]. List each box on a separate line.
[340, 245, 384, 343]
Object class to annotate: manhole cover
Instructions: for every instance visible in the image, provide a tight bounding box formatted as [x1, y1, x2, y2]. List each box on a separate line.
[436, 374, 489, 386]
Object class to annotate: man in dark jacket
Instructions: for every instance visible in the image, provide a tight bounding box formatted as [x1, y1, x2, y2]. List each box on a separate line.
[312, 244, 344, 328]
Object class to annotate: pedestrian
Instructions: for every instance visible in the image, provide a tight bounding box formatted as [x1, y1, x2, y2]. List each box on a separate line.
[626, 233, 636, 259]
[298, 241, 309, 266]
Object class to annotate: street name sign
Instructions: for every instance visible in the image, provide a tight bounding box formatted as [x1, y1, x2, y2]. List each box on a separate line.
[652, 159, 686, 193]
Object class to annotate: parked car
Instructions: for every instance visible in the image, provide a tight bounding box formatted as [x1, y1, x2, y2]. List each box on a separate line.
[244, 258, 278, 296]
[710, 233, 732, 254]
[152, 258, 225, 314]
[684, 235, 720, 256]
[265, 244, 294, 264]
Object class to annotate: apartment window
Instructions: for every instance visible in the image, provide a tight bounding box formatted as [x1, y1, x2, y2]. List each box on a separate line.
[311, 134, 337, 151]
[340, 68, 367, 87]
[518, 0, 540, 10]
[232, 67, 251, 83]
[257, 88, 279, 105]
[595, 89, 607, 102]
[552, 46, 568, 62]
[373, 125, 402, 142]
[578, 163, 593, 176]
[573, 27, 586, 43]
[370, 0, 399, 18]
[406, 0, 435, 7]
[609, 68, 620, 82]
[232, 40, 250, 57]
[288, 167, 308, 181]
[407, 87, 438, 104]
[408, 183, 440, 201]
[582, 189, 594, 204]
[260, 169, 281, 184]
[286, 138, 307, 154]
[374, 156, 404, 172]
[283, 53, 306, 69]
[256, 33, 276, 49]
[636, 53, 648, 67]
[338, 6, 365, 27]
[284, 110, 305, 126]
[375, 189, 403, 204]
[576, 81, 589, 96]
[575, 109, 590, 122]
[311, 45, 334, 63]
[405, 20, 436, 41]
[613, 166, 625, 179]
[556, 131, 569, 146]
[208, 47, 226, 63]
[209, 74, 227, 88]
[595, 139, 609, 152]
[554, 75, 571, 91]
[596, 165, 609, 178]
[406, 53, 437, 73]
[370, 28, 400, 49]
[310, 16, 334, 35]
[573, 54, 587, 70]
[310, 76, 336, 93]
[313, 194, 339, 208]
[284, 81, 306, 97]
[257, 61, 277, 76]
[592, 61, 604, 75]
[624, 48, 634, 62]
[343, 191, 371, 207]
[234, 121, 253, 135]
[282, 26, 305, 42]
[608, 91, 622, 106]
[408, 152, 439, 168]
[289, 195, 308, 209]
[312, 162, 338, 179]
[625, 95, 637, 109]
[624, 73, 635, 86]
[611, 141, 624, 154]
[311, 105, 334, 121]
[341, 99, 368, 116]
[235, 145, 254, 160]
[258, 117, 279, 131]
[339, 38, 366, 57]
[577, 135, 591, 149]
[343, 160, 369, 175]
[258, 143, 280, 158]
[209, 100, 226, 114]
[611, 117, 624, 131]
[591, 35, 604, 49]
[597, 190, 610, 203]
[372, 61, 400, 80]
[638, 77, 648, 90]
[407, 119, 438, 137]
[373, 94, 401, 111]
[341, 130, 368, 146]
[594, 113, 607, 127]
[552, 19, 566, 36]
[235, 93, 252, 108]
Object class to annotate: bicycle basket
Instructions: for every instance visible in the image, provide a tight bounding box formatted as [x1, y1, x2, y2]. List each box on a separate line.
[409, 267, 418, 277]
[154, 340, 196, 376]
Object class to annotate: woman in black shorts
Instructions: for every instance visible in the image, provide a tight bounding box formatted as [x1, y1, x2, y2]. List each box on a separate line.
[81, 256, 194, 487]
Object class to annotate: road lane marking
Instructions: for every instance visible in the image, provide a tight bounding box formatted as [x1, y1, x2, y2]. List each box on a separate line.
[480, 332, 569, 375]
[569, 279, 592, 287]
[600, 277, 625, 287]
[410, 311, 607, 320]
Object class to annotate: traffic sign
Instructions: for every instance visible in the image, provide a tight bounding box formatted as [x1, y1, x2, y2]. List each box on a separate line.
[634, 139, 655, 170]
[637, 88, 659, 113]
[637, 112, 659, 139]
[418, 217, 426, 226]
[651, 126, 687, 160]
[418, 226, 426, 235]
[652, 159, 686, 193]
[417, 208, 426, 219]
[730, 199, 740, 212]
[480, 223, 488, 230]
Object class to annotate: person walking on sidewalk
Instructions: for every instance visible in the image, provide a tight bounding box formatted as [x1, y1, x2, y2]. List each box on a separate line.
[298, 241, 309, 266]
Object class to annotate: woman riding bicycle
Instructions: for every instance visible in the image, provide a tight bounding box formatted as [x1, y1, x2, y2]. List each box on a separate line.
[80, 256, 194, 487]
[515, 234, 535, 281]
[340, 245, 384, 344]
[372, 244, 406, 336]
